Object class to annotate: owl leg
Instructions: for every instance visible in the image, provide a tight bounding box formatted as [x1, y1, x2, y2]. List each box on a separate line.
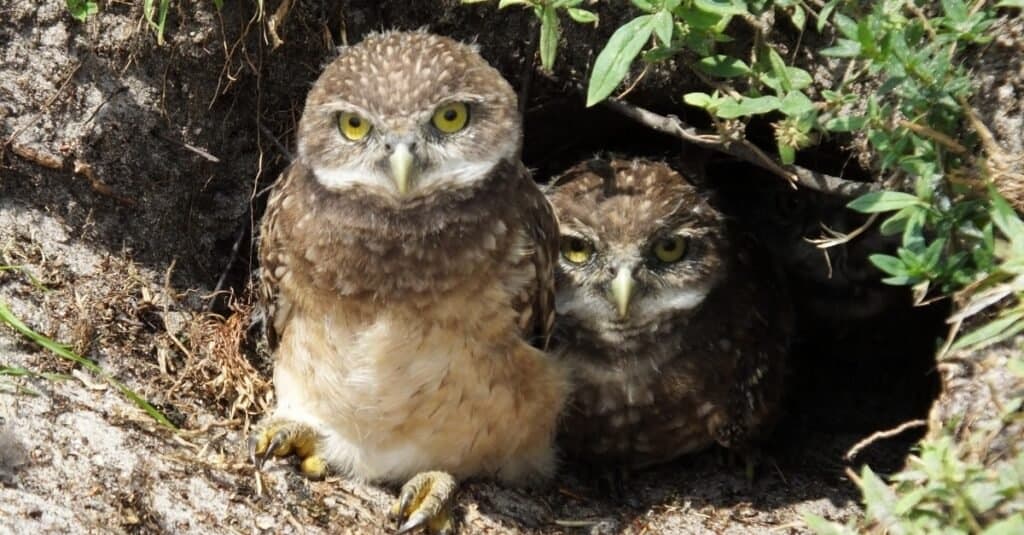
[249, 418, 328, 479]
[389, 470, 457, 535]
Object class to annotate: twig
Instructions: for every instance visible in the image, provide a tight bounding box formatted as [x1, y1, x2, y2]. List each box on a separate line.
[845, 419, 927, 461]
[153, 130, 221, 162]
[614, 64, 649, 101]
[73, 160, 138, 207]
[603, 98, 879, 197]
[257, 119, 293, 161]
[898, 119, 969, 156]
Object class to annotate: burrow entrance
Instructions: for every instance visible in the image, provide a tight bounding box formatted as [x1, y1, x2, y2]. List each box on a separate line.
[519, 95, 946, 480]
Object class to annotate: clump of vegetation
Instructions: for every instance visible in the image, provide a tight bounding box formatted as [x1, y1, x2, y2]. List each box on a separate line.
[0, 295, 174, 428]
[467, 0, 1023, 531]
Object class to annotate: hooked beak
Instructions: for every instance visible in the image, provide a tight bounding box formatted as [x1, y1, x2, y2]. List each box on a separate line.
[388, 143, 415, 195]
[611, 267, 636, 319]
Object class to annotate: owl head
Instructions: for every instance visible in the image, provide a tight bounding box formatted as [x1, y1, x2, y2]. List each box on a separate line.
[297, 30, 520, 198]
[546, 159, 728, 340]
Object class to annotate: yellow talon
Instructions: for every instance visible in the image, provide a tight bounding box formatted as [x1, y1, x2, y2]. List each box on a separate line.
[390, 471, 457, 535]
[250, 419, 326, 479]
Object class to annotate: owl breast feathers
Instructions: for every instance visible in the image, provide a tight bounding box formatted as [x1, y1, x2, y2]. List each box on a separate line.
[546, 158, 792, 468]
[256, 30, 567, 486]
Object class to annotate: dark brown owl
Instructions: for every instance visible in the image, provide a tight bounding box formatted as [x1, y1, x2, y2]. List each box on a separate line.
[546, 158, 792, 469]
[251, 31, 567, 534]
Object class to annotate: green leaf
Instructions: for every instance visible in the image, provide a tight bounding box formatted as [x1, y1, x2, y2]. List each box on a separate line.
[586, 15, 657, 107]
[996, 0, 1024, 7]
[683, 92, 713, 108]
[212, 0, 223, 9]
[143, 0, 170, 45]
[694, 55, 750, 77]
[566, 8, 598, 24]
[869, 254, 909, 276]
[817, 0, 838, 32]
[833, 13, 857, 39]
[824, 115, 866, 132]
[653, 10, 674, 46]
[990, 189, 1024, 254]
[951, 310, 1024, 351]
[789, 5, 806, 31]
[779, 91, 815, 116]
[66, 0, 98, 21]
[942, 0, 969, 22]
[768, 48, 792, 93]
[859, 465, 899, 523]
[642, 46, 678, 63]
[631, 0, 658, 11]
[693, 0, 748, 16]
[879, 206, 917, 236]
[539, 6, 560, 72]
[778, 143, 796, 165]
[892, 487, 927, 515]
[982, 514, 1024, 535]
[677, 5, 725, 31]
[498, 0, 532, 7]
[821, 38, 862, 57]
[847, 191, 924, 213]
[715, 95, 781, 118]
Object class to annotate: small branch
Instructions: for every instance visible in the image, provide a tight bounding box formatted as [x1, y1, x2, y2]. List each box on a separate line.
[603, 98, 879, 197]
[845, 419, 927, 461]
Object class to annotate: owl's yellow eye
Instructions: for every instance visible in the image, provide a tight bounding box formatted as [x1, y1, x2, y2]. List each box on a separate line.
[431, 102, 470, 134]
[652, 236, 688, 263]
[561, 236, 594, 265]
[339, 112, 372, 141]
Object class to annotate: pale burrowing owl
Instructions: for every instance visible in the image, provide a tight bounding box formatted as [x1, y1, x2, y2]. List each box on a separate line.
[546, 159, 791, 470]
[251, 31, 567, 533]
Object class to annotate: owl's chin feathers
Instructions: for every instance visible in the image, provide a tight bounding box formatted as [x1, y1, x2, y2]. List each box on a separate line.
[556, 283, 714, 343]
[312, 157, 503, 198]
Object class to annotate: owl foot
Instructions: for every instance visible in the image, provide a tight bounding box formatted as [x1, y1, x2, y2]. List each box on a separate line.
[714, 446, 763, 487]
[249, 419, 327, 479]
[389, 470, 457, 535]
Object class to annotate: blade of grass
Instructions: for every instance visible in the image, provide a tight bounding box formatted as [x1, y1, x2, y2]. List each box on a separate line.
[0, 265, 49, 292]
[0, 299, 176, 429]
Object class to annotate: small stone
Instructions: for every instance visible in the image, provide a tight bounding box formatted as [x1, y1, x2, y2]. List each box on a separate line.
[255, 514, 275, 530]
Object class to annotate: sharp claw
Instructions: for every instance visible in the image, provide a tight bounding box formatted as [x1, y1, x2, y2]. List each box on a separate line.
[397, 511, 429, 534]
[262, 431, 285, 466]
[395, 488, 415, 523]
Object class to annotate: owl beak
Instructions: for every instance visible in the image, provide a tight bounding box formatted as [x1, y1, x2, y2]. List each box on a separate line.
[388, 143, 415, 195]
[611, 267, 636, 319]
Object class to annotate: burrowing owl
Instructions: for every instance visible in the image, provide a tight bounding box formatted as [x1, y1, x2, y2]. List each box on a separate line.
[252, 31, 567, 533]
[546, 159, 791, 470]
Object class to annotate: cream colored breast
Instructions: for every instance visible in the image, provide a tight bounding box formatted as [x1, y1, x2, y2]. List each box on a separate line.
[271, 276, 565, 484]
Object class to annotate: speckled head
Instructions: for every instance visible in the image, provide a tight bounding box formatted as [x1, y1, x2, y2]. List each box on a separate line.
[297, 30, 521, 198]
[546, 159, 728, 337]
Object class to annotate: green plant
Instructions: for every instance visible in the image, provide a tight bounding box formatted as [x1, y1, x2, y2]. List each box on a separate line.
[64, 0, 229, 41]
[0, 300, 175, 429]
[463, 0, 599, 71]
[66, 0, 98, 22]
[806, 439, 1024, 534]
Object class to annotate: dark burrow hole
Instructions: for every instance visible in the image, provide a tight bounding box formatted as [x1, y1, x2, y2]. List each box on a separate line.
[521, 97, 946, 494]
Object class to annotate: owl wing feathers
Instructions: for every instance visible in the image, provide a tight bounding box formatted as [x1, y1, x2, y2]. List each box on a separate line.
[509, 164, 560, 350]
[256, 163, 304, 353]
